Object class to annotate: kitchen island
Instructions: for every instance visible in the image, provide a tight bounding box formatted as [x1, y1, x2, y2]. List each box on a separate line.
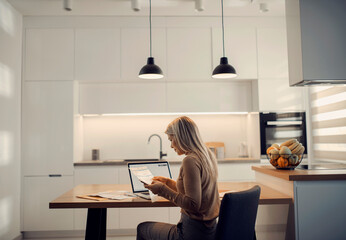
[252, 165, 346, 240]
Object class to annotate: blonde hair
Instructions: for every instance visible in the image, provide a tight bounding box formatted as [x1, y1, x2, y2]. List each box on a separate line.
[165, 116, 218, 179]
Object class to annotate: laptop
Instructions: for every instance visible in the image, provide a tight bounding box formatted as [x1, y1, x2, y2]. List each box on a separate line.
[127, 161, 172, 200]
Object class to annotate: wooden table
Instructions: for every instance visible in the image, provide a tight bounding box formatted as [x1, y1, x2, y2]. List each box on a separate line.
[50, 182, 291, 240]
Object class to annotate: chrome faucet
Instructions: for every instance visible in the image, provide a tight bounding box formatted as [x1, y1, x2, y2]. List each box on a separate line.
[148, 134, 167, 160]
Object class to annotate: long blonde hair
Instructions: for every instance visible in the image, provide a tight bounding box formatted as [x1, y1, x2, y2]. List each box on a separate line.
[165, 116, 218, 179]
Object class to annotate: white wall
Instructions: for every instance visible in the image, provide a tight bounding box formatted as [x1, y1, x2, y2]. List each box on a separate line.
[82, 114, 260, 161]
[0, 0, 22, 239]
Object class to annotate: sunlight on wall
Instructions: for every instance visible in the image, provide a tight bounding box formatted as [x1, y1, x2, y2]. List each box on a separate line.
[313, 126, 346, 136]
[0, 131, 12, 166]
[0, 0, 15, 36]
[0, 63, 13, 98]
[312, 92, 346, 108]
[312, 109, 346, 122]
[314, 143, 346, 152]
[0, 197, 12, 236]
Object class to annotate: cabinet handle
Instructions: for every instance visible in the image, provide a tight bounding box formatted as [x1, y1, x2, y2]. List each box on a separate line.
[49, 174, 62, 177]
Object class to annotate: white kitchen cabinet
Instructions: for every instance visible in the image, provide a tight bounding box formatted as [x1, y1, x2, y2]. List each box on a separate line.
[166, 28, 212, 81]
[258, 78, 305, 111]
[22, 81, 75, 176]
[74, 166, 120, 230]
[257, 28, 289, 79]
[217, 163, 255, 182]
[212, 27, 257, 80]
[256, 28, 305, 111]
[166, 81, 254, 113]
[119, 208, 170, 229]
[24, 28, 74, 81]
[79, 82, 166, 114]
[23, 176, 74, 231]
[121, 28, 166, 81]
[75, 29, 121, 81]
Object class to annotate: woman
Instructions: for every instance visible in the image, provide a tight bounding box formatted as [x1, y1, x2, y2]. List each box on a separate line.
[137, 116, 220, 240]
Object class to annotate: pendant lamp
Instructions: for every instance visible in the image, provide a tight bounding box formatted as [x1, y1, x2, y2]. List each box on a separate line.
[212, 0, 237, 79]
[139, 0, 163, 79]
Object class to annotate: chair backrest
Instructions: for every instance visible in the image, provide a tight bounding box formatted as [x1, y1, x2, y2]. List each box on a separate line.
[215, 185, 261, 240]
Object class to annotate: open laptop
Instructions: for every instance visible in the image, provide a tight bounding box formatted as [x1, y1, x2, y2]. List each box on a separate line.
[128, 161, 172, 200]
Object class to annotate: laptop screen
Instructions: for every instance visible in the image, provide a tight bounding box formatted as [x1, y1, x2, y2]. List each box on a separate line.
[128, 161, 172, 193]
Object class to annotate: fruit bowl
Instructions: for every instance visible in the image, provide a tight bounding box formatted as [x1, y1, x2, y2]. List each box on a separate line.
[267, 154, 303, 170]
[266, 139, 305, 170]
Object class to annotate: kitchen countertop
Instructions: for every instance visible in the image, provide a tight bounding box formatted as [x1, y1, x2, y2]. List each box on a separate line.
[252, 165, 346, 181]
[74, 158, 260, 166]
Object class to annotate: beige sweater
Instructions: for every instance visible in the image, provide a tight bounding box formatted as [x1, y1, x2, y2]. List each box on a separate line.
[158, 154, 220, 222]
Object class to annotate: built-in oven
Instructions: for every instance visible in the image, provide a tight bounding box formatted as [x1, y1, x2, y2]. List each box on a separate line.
[260, 112, 307, 158]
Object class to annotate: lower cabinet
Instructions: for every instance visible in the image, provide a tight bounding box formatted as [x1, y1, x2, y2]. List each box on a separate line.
[73, 166, 120, 230]
[119, 208, 170, 229]
[217, 162, 256, 182]
[23, 176, 74, 231]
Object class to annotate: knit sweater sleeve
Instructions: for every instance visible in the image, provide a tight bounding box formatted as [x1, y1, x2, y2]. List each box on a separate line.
[158, 156, 202, 213]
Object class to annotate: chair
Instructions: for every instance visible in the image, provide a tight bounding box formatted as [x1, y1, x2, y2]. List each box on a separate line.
[215, 185, 261, 240]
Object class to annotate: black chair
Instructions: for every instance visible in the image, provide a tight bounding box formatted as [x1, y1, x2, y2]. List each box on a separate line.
[215, 185, 261, 240]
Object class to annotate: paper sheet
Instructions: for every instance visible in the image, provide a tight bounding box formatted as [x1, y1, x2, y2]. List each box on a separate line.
[89, 190, 134, 200]
[130, 166, 159, 202]
[130, 166, 154, 184]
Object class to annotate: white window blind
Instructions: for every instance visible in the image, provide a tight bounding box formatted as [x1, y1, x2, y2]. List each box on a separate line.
[310, 86, 346, 162]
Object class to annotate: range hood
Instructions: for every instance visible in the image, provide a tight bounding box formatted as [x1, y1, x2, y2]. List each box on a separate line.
[286, 0, 346, 86]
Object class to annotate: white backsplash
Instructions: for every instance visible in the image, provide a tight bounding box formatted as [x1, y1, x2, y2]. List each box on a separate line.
[81, 114, 260, 161]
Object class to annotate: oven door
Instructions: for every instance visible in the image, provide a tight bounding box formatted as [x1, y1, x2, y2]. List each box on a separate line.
[260, 112, 307, 158]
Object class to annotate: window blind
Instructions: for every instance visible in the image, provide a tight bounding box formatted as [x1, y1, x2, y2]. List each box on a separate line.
[310, 86, 346, 162]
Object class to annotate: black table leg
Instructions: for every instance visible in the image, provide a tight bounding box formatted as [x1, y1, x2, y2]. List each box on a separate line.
[85, 208, 107, 240]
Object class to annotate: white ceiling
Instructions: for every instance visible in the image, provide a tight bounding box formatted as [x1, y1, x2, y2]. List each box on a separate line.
[7, 0, 285, 17]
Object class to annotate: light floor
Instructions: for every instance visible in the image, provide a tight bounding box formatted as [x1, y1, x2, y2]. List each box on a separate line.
[23, 232, 284, 240]
[24, 237, 136, 240]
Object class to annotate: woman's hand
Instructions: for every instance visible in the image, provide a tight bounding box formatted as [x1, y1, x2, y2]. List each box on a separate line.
[152, 176, 169, 184]
[144, 180, 164, 194]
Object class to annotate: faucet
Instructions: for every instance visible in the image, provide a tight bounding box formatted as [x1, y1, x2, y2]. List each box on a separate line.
[148, 134, 167, 160]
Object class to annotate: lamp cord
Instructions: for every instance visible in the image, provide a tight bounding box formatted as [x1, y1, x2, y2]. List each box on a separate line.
[221, 0, 225, 57]
[149, 0, 152, 57]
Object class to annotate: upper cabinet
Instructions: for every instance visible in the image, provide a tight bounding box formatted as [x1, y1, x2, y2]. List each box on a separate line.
[23, 17, 300, 114]
[79, 82, 166, 114]
[257, 28, 288, 79]
[212, 27, 258, 80]
[256, 27, 305, 111]
[166, 81, 254, 112]
[166, 28, 212, 81]
[75, 29, 121, 81]
[24, 29, 74, 81]
[121, 28, 166, 81]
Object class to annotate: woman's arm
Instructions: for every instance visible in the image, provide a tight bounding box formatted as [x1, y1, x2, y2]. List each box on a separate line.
[152, 176, 177, 191]
[149, 156, 202, 213]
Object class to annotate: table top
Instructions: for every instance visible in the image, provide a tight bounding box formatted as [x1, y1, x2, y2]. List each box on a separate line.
[49, 182, 292, 209]
[252, 165, 346, 181]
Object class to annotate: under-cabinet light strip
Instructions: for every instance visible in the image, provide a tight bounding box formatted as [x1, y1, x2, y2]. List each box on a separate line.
[82, 112, 250, 117]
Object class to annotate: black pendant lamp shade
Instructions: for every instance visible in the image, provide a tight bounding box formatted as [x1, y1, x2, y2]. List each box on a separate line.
[212, 0, 237, 79]
[212, 57, 237, 79]
[138, 0, 163, 79]
[139, 57, 163, 79]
